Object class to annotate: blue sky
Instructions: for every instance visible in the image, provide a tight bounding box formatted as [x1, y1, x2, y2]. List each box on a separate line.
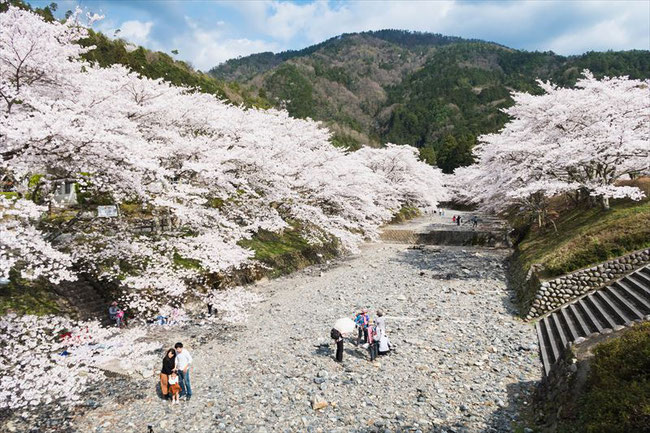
[32, 0, 650, 71]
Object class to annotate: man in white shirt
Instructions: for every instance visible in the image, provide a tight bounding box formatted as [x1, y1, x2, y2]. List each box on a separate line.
[174, 342, 193, 400]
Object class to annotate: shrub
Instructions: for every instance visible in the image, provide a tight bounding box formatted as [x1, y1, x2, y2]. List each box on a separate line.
[577, 323, 650, 433]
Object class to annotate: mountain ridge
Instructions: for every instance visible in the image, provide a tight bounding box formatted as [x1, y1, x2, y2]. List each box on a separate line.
[209, 30, 650, 172]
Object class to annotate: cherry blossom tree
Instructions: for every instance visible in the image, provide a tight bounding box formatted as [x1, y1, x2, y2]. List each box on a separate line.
[0, 313, 161, 410]
[1, 5, 448, 312]
[456, 71, 649, 218]
[0, 5, 451, 412]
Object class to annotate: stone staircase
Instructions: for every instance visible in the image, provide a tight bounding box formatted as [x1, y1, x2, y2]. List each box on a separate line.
[54, 276, 111, 322]
[535, 265, 650, 376]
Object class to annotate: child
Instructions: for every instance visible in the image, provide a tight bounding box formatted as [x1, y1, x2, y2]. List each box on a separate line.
[116, 309, 125, 328]
[168, 371, 181, 403]
[367, 319, 379, 362]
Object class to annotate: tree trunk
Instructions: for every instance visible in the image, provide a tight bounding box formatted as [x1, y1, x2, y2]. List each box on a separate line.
[601, 196, 610, 210]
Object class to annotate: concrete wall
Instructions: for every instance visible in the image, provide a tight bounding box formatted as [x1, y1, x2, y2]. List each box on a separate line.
[380, 229, 510, 248]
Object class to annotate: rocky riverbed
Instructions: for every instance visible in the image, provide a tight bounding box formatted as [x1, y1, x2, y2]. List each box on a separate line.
[60, 242, 541, 433]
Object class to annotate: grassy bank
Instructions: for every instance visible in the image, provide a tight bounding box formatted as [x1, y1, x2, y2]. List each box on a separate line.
[238, 225, 339, 279]
[0, 273, 63, 315]
[389, 206, 422, 224]
[527, 323, 650, 433]
[516, 198, 650, 280]
[568, 322, 650, 433]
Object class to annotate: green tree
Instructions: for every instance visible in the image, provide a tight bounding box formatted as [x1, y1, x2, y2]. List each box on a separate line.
[436, 134, 474, 173]
[418, 146, 437, 166]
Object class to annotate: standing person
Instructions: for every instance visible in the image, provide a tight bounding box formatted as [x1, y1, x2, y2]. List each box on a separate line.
[457, 215, 461, 226]
[452, 215, 456, 223]
[168, 371, 181, 404]
[367, 320, 379, 362]
[116, 308, 125, 328]
[375, 310, 386, 334]
[331, 328, 344, 362]
[353, 310, 363, 345]
[472, 215, 478, 228]
[160, 348, 176, 400]
[354, 309, 369, 345]
[174, 342, 193, 401]
[378, 329, 392, 356]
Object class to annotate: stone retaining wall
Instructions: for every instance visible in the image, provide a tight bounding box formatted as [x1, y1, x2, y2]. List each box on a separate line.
[526, 248, 650, 320]
[380, 229, 510, 248]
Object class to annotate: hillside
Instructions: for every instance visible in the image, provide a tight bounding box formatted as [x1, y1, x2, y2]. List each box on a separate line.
[210, 30, 650, 171]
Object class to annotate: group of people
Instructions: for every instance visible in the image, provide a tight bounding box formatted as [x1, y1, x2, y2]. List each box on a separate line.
[332, 309, 392, 363]
[159, 342, 193, 403]
[451, 214, 479, 227]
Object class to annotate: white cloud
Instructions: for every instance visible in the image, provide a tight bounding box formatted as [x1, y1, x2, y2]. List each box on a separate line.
[95, 18, 156, 48]
[539, 4, 650, 54]
[87, 0, 649, 70]
[235, 0, 649, 55]
[172, 17, 279, 70]
[118, 20, 154, 47]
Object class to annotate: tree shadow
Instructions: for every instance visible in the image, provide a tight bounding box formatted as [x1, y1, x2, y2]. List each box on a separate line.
[483, 379, 539, 432]
[391, 246, 509, 282]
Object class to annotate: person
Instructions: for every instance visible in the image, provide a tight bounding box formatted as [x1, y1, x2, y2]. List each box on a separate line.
[452, 215, 456, 223]
[116, 308, 125, 327]
[456, 215, 461, 226]
[168, 371, 181, 404]
[108, 301, 122, 327]
[169, 308, 181, 325]
[331, 328, 344, 362]
[160, 348, 176, 400]
[375, 310, 386, 334]
[471, 215, 478, 228]
[378, 329, 392, 356]
[174, 342, 193, 400]
[367, 320, 379, 362]
[354, 309, 369, 345]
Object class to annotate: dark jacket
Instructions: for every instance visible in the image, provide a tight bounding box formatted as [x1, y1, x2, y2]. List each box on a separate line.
[162, 355, 176, 375]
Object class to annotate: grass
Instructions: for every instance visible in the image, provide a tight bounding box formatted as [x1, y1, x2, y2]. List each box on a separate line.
[239, 228, 312, 263]
[0, 191, 18, 199]
[569, 323, 650, 433]
[0, 273, 63, 315]
[238, 223, 339, 277]
[172, 252, 203, 270]
[390, 206, 422, 224]
[516, 199, 650, 279]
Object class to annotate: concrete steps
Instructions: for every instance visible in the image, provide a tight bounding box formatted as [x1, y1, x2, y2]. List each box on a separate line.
[536, 266, 650, 376]
[54, 277, 111, 322]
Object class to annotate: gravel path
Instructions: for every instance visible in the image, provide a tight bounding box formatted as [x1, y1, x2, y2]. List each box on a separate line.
[73, 240, 541, 433]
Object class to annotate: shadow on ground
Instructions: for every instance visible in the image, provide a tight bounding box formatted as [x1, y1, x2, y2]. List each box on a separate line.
[391, 247, 509, 282]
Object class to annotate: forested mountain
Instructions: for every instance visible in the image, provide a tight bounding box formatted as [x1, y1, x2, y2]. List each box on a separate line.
[210, 30, 650, 172]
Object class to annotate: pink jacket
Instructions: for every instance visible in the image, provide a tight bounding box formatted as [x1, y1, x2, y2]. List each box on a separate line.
[367, 325, 377, 344]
